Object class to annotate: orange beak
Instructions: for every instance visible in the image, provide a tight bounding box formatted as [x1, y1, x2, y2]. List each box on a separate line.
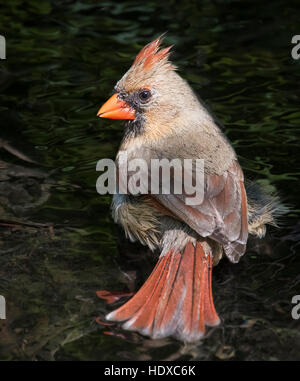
[97, 93, 136, 120]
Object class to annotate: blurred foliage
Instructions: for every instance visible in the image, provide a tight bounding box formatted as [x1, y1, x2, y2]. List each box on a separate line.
[0, 0, 299, 360]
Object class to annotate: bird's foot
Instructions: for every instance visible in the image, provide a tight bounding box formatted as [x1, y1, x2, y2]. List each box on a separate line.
[96, 289, 134, 304]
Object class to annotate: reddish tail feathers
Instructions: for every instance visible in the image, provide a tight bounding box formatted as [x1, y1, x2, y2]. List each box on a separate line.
[106, 242, 220, 342]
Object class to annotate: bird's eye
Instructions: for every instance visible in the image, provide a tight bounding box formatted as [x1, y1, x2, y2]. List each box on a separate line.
[138, 89, 152, 102]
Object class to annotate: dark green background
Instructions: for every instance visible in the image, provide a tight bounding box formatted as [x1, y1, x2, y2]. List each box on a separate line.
[0, 0, 299, 360]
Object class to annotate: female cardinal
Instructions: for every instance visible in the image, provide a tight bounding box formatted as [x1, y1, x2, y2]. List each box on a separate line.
[97, 36, 283, 342]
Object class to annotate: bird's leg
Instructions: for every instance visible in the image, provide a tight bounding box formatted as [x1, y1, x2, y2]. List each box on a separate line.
[96, 290, 134, 305]
[95, 290, 134, 331]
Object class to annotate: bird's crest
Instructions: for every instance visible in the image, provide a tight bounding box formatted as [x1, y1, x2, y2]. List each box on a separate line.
[133, 36, 174, 72]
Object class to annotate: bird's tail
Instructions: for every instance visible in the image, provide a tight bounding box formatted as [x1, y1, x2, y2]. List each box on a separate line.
[106, 241, 220, 342]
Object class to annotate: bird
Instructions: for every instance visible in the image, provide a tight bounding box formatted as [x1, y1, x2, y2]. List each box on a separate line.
[96, 36, 285, 342]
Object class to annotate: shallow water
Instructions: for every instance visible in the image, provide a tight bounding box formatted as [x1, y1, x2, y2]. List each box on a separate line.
[0, 0, 299, 360]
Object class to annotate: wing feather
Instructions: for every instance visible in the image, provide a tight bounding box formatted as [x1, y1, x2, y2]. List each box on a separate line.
[149, 160, 248, 262]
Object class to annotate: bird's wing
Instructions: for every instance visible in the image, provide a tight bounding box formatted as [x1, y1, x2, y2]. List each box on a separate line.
[146, 160, 248, 263]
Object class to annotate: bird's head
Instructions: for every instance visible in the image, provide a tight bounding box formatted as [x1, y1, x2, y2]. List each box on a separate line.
[98, 36, 204, 142]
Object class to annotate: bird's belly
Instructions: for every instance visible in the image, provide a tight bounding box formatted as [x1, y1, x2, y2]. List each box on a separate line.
[111, 194, 161, 250]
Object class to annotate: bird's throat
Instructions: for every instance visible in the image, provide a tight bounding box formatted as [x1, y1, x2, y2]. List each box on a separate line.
[123, 115, 146, 141]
